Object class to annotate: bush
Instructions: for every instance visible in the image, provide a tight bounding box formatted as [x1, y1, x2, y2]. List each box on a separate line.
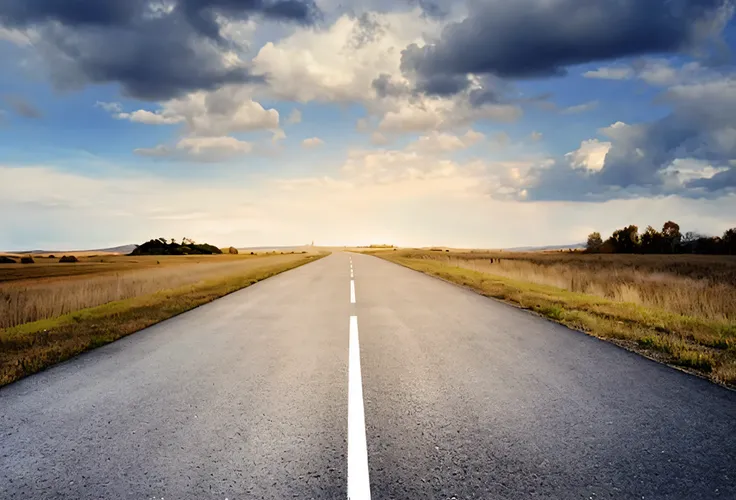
[130, 238, 223, 256]
[20, 256, 35, 264]
[48, 255, 56, 258]
[59, 255, 79, 263]
[0, 256, 17, 264]
[228, 246, 239, 255]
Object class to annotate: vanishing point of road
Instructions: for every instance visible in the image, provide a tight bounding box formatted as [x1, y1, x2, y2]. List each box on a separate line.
[1, 253, 735, 499]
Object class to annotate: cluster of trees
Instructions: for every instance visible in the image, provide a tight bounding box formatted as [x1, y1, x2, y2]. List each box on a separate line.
[130, 237, 223, 256]
[586, 222, 736, 255]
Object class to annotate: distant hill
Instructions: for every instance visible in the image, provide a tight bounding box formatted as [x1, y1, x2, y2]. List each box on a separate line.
[503, 243, 585, 252]
[7, 244, 138, 255]
[93, 244, 138, 254]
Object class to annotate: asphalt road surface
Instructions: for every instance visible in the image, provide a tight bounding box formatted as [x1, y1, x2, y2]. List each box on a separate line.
[1, 253, 735, 499]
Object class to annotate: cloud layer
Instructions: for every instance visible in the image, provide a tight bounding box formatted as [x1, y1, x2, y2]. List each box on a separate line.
[0, 0, 319, 99]
[401, 0, 731, 91]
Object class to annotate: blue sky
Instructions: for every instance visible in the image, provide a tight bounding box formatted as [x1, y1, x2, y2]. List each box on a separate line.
[1, 0, 735, 250]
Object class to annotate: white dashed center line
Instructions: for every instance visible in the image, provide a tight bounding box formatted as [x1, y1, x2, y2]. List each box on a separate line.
[348, 315, 371, 500]
[350, 279, 356, 303]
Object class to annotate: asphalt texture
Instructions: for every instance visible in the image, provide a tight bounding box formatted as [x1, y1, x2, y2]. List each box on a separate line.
[2, 252, 735, 499]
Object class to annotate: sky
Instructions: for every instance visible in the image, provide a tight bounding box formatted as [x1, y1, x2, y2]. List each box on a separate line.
[1, 0, 736, 250]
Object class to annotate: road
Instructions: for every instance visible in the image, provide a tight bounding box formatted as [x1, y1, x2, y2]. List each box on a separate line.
[1, 252, 735, 499]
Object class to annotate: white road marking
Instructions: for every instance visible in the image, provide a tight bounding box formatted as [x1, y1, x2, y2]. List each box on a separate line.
[348, 316, 371, 500]
[350, 280, 356, 303]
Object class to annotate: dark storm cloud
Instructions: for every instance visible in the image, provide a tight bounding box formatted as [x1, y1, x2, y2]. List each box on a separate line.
[415, 73, 471, 96]
[0, 0, 320, 100]
[401, 0, 732, 88]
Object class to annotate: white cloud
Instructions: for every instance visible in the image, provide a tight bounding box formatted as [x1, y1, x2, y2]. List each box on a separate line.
[407, 129, 484, 154]
[252, 10, 442, 103]
[117, 109, 185, 125]
[99, 87, 279, 136]
[584, 59, 716, 87]
[135, 136, 253, 161]
[3, 163, 736, 251]
[561, 100, 599, 115]
[377, 97, 520, 133]
[583, 67, 633, 80]
[637, 59, 682, 86]
[148, 87, 280, 136]
[271, 128, 287, 144]
[662, 159, 729, 187]
[565, 139, 612, 172]
[302, 137, 325, 148]
[249, 10, 523, 136]
[0, 27, 32, 46]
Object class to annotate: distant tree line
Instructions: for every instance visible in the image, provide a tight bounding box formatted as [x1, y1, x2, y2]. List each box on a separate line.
[586, 222, 736, 255]
[130, 237, 223, 256]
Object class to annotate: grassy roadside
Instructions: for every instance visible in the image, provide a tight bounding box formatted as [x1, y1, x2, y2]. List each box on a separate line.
[375, 252, 736, 388]
[0, 254, 326, 387]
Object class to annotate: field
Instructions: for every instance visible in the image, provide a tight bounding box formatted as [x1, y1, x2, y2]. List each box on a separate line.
[374, 249, 736, 387]
[0, 251, 325, 386]
[0, 252, 312, 328]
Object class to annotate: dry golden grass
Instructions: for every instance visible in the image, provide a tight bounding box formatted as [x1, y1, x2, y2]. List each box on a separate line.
[0, 254, 309, 329]
[0, 253, 326, 387]
[377, 250, 736, 388]
[0, 252, 293, 282]
[406, 251, 736, 321]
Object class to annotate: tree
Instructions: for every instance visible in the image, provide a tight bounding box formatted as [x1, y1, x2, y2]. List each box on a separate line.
[661, 221, 681, 253]
[723, 228, 736, 255]
[586, 232, 603, 253]
[640, 226, 664, 254]
[609, 225, 639, 253]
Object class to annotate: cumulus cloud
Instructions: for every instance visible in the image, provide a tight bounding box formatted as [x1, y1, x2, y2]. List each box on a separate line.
[135, 135, 253, 161]
[376, 95, 520, 133]
[117, 110, 186, 125]
[252, 10, 442, 103]
[160, 87, 280, 136]
[301, 137, 324, 148]
[98, 87, 280, 144]
[401, 0, 732, 93]
[0, 0, 320, 100]
[489, 76, 736, 201]
[565, 139, 612, 172]
[249, 9, 521, 135]
[407, 129, 484, 154]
